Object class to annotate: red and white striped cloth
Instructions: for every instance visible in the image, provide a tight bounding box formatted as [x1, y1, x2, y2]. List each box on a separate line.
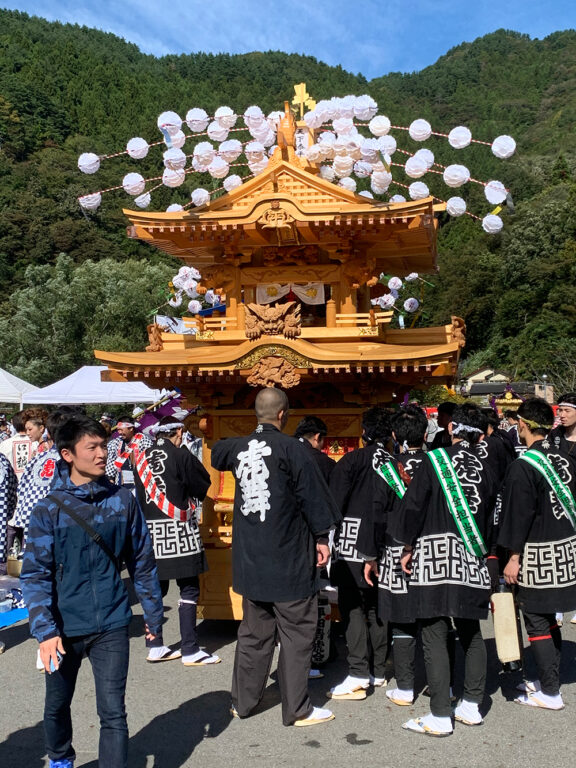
[135, 451, 194, 522]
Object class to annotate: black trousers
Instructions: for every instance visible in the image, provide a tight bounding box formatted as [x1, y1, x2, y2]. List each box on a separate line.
[147, 576, 201, 655]
[391, 622, 417, 690]
[232, 595, 317, 726]
[420, 617, 486, 717]
[338, 585, 388, 679]
[523, 611, 562, 695]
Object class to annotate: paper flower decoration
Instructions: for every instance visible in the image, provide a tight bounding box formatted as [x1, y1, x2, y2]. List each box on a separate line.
[166, 204, 184, 212]
[492, 135, 516, 159]
[185, 108, 209, 132]
[360, 138, 380, 163]
[169, 292, 183, 308]
[208, 156, 230, 179]
[223, 174, 243, 192]
[354, 95, 378, 120]
[448, 126, 472, 149]
[378, 135, 397, 155]
[414, 148, 435, 169]
[162, 168, 186, 188]
[388, 277, 403, 291]
[157, 111, 182, 137]
[482, 214, 503, 234]
[371, 170, 392, 192]
[390, 195, 406, 203]
[245, 141, 265, 162]
[126, 137, 149, 159]
[163, 148, 187, 170]
[354, 161, 373, 178]
[339, 177, 357, 192]
[333, 156, 354, 178]
[78, 152, 100, 174]
[244, 105, 265, 128]
[173, 267, 201, 288]
[169, 130, 186, 150]
[358, 190, 374, 198]
[409, 182, 430, 200]
[405, 272, 419, 281]
[191, 188, 210, 207]
[207, 121, 229, 142]
[187, 300, 202, 314]
[219, 139, 243, 162]
[369, 115, 391, 137]
[193, 142, 216, 166]
[134, 192, 151, 209]
[443, 164, 470, 187]
[484, 180, 507, 205]
[79, 192, 102, 210]
[214, 106, 237, 129]
[376, 294, 396, 309]
[404, 298, 420, 313]
[320, 165, 336, 181]
[122, 172, 146, 195]
[405, 156, 428, 179]
[248, 157, 269, 174]
[409, 119, 432, 142]
[446, 196, 467, 216]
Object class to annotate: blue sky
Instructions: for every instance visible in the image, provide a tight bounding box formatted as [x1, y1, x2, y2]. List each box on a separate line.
[3, 1, 574, 79]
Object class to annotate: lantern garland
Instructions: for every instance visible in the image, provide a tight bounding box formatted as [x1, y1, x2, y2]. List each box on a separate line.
[78, 94, 515, 234]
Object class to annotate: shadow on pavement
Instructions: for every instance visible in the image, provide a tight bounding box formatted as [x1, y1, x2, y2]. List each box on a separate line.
[0, 721, 45, 768]
[81, 689, 232, 768]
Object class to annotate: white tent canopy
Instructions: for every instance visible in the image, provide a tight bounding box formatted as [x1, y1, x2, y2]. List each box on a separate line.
[22, 366, 161, 405]
[0, 366, 39, 408]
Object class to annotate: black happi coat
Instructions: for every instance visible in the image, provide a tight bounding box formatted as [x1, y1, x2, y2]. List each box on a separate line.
[550, 426, 576, 460]
[135, 437, 211, 581]
[211, 423, 341, 603]
[297, 437, 337, 483]
[358, 449, 427, 623]
[394, 442, 498, 621]
[330, 442, 398, 590]
[498, 442, 576, 614]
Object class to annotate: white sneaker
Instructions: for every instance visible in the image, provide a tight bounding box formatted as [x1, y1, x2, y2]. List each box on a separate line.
[146, 646, 182, 662]
[293, 706, 335, 726]
[329, 675, 370, 700]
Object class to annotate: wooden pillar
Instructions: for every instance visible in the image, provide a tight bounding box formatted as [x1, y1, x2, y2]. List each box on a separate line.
[326, 298, 336, 327]
[358, 285, 371, 313]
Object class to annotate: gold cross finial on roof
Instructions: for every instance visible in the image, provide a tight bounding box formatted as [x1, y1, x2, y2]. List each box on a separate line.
[292, 83, 316, 120]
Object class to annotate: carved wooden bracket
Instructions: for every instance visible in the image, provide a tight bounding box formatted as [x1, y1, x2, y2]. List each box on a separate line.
[244, 301, 301, 340]
[247, 356, 301, 388]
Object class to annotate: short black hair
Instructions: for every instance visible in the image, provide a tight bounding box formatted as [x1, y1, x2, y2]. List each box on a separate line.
[437, 401, 457, 416]
[55, 415, 107, 454]
[503, 410, 518, 421]
[46, 407, 79, 440]
[451, 404, 488, 445]
[480, 407, 500, 430]
[11, 411, 26, 433]
[392, 405, 428, 448]
[558, 392, 576, 407]
[517, 398, 554, 436]
[362, 407, 392, 443]
[117, 415, 135, 425]
[294, 416, 328, 440]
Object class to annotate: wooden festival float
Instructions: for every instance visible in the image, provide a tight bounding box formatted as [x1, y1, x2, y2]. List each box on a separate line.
[82, 87, 515, 618]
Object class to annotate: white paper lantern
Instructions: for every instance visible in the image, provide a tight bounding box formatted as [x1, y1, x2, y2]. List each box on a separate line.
[207, 121, 229, 142]
[187, 300, 202, 314]
[122, 172, 146, 195]
[169, 130, 187, 150]
[185, 108, 209, 132]
[218, 139, 243, 162]
[319, 165, 336, 182]
[389, 194, 406, 203]
[358, 190, 374, 199]
[409, 181, 430, 200]
[157, 111, 182, 137]
[166, 204, 184, 212]
[191, 188, 210, 207]
[245, 141, 265, 162]
[78, 192, 102, 210]
[378, 135, 397, 155]
[163, 148, 187, 170]
[134, 192, 151, 209]
[354, 94, 378, 121]
[388, 277, 403, 291]
[339, 177, 357, 192]
[492, 135, 516, 159]
[208, 156, 229, 179]
[404, 298, 420, 313]
[333, 117, 354, 135]
[354, 161, 373, 178]
[193, 141, 216, 165]
[446, 196, 467, 216]
[484, 180, 507, 205]
[162, 168, 186, 188]
[244, 105, 265, 128]
[482, 214, 504, 234]
[409, 119, 432, 141]
[414, 148, 435, 169]
[126, 137, 149, 160]
[169, 292, 183, 308]
[406, 272, 419, 281]
[443, 164, 470, 188]
[223, 174, 243, 192]
[215, 106, 237, 129]
[369, 115, 391, 137]
[78, 152, 100, 174]
[405, 156, 428, 179]
[448, 126, 472, 149]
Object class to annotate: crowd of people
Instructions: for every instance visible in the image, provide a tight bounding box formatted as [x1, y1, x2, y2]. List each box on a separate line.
[0, 390, 575, 767]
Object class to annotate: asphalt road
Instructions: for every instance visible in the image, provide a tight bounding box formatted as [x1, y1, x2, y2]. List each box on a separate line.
[1, 581, 576, 768]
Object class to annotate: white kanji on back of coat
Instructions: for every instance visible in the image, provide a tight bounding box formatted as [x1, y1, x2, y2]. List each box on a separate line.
[236, 439, 272, 521]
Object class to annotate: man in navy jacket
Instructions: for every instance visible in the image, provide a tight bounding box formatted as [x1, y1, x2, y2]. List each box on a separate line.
[21, 414, 163, 768]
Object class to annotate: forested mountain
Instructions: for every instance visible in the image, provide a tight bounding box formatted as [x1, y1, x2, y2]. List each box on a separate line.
[0, 9, 575, 387]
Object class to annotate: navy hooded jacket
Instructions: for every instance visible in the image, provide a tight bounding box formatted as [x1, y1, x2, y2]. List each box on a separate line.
[21, 459, 163, 642]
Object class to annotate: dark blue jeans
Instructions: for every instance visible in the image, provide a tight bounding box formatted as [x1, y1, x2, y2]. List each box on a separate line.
[44, 626, 129, 768]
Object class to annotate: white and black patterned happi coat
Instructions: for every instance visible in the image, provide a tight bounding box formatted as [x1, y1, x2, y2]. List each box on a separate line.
[0, 453, 17, 560]
[499, 442, 576, 614]
[134, 437, 211, 581]
[13, 446, 59, 539]
[394, 442, 498, 621]
[330, 442, 399, 590]
[211, 423, 341, 603]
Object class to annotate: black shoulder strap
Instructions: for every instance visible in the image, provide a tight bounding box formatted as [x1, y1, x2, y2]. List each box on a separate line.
[47, 494, 121, 572]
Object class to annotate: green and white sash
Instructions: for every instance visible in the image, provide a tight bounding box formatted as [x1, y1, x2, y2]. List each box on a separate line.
[376, 461, 407, 499]
[428, 448, 487, 558]
[520, 449, 576, 531]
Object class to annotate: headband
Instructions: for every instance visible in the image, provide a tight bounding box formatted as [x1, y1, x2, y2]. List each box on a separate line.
[558, 402, 576, 410]
[152, 421, 183, 435]
[116, 421, 136, 429]
[518, 416, 552, 431]
[452, 422, 483, 435]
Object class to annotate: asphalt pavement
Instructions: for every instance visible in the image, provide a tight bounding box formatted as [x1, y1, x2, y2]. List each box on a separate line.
[1, 581, 576, 768]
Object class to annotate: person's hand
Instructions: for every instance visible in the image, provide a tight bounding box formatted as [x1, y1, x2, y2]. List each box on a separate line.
[316, 542, 330, 568]
[364, 560, 378, 587]
[144, 624, 157, 642]
[400, 548, 413, 575]
[39, 636, 65, 674]
[503, 556, 520, 585]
